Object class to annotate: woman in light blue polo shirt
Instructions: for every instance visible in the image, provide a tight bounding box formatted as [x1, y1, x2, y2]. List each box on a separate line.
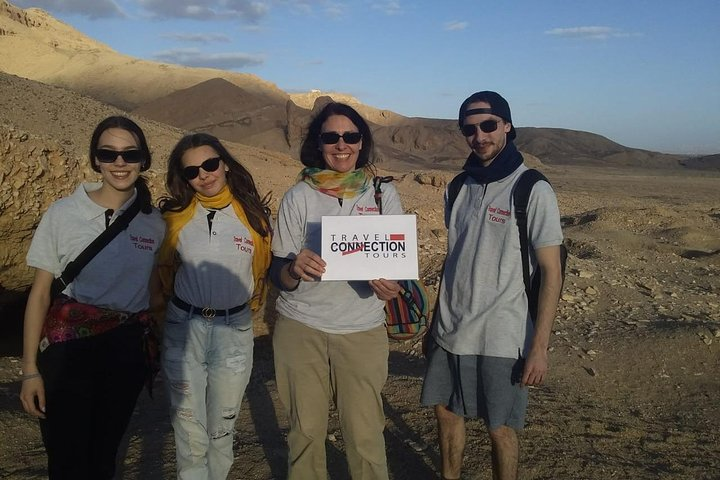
[156, 133, 271, 479]
[270, 102, 403, 480]
[20, 116, 165, 479]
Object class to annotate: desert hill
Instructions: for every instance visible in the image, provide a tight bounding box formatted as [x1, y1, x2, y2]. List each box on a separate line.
[131, 77, 298, 154]
[515, 127, 685, 168]
[679, 153, 720, 170]
[0, 0, 286, 111]
[290, 90, 407, 126]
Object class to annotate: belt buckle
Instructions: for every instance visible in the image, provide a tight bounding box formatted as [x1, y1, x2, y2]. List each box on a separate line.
[201, 307, 216, 319]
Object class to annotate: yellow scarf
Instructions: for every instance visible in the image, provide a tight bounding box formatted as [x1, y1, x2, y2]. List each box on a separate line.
[157, 185, 271, 311]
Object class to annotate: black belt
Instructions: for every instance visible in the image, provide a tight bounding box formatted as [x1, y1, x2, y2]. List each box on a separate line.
[171, 297, 247, 319]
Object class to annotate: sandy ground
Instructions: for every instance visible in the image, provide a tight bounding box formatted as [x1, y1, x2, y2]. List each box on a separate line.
[1, 165, 719, 479]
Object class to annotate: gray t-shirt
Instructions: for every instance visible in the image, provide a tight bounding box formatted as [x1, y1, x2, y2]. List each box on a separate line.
[434, 165, 563, 357]
[272, 180, 404, 334]
[26, 182, 166, 313]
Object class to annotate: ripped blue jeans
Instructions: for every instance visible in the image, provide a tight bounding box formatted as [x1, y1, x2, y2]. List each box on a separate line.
[162, 301, 254, 480]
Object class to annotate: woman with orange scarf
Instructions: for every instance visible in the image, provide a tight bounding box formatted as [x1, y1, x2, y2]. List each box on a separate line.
[156, 133, 271, 479]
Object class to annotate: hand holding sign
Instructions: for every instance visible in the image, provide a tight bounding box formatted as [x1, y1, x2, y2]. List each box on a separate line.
[291, 248, 326, 281]
[369, 278, 402, 300]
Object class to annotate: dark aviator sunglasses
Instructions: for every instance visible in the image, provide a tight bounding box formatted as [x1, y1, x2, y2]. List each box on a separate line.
[319, 131, 363, 145]
[183, 157, 222, 180]
[460, 120, 501, 137]
[96, 149, 144, 163]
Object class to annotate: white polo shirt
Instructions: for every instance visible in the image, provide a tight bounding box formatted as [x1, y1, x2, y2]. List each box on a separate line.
[172, 204, 256, 310]
[272, 181, 404, 334]
[26, 182, 166, 313]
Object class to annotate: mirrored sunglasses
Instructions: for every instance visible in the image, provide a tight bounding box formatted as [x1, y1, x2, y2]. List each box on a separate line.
[460, 120, 501, 137]
[96, 149, 144, 163]
[319, 131, 363, 145]
[182, 157, 222, 180]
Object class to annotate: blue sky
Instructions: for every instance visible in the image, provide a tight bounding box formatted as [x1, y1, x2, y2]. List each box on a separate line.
[15, 0, 720, 154]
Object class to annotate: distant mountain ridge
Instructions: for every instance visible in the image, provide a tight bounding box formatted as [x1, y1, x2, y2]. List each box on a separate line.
[514, 127, 686, 168]
[0, 0, 717, 171]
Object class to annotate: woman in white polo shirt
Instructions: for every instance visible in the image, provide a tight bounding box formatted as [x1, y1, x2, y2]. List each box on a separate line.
[20, 116, 166, 479]
[156, 133, 271, 479]
[270, 102, 403, 480]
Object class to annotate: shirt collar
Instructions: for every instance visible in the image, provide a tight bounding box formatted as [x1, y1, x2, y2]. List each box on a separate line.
[75, 182, 138, 221]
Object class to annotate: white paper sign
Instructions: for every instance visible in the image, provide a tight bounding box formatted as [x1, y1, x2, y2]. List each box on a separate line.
[321, 214, 419, 281]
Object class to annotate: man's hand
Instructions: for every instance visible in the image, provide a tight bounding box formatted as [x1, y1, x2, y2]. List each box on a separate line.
[522, 244, 562, 387]
[521, 346, 549, 387]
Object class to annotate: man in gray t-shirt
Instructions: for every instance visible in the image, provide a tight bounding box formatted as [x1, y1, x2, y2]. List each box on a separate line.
[421, 91, 564, 480]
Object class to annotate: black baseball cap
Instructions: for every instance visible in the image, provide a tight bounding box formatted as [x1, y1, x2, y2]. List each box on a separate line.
[458, 91, 516, 140]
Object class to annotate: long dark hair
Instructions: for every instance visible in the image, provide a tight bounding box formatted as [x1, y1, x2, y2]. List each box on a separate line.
[159, 133, 271, 237]
[89, 115, 153, 212]
[300, 102, 375, 170]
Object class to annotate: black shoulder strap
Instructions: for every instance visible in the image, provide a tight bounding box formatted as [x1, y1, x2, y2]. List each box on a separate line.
[446, 171, 468, 214]
[513, 169, 550, 295]
[372, 176, 394, 215]
[50, 188, 147, 298]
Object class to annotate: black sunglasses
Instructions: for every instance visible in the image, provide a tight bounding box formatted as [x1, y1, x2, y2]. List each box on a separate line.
[319, 131, 363, 145]
[96, 149, 144, 163]
[182, 157, 222, 180]
[460, 120, 501, 137]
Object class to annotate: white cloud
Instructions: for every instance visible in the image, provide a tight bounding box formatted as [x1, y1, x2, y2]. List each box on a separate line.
[545, 26, 640, 40]
[160, 32, 232, 43]
[14, 0, 125, 19]
[153, 48, 265, 69]
[444, 21, 467, 31]
[137, 0, 269, 22]
[278, 0, 313, 15]
[322, 1, 346, 18]
[370, 1, 402, 15]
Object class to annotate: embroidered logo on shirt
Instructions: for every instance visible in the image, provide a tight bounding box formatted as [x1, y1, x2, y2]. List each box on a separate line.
[130, 234, 156, 251]
[486, 205, 511, 225]
[234, 236, 254, 253]
[356, 205, 380, 214]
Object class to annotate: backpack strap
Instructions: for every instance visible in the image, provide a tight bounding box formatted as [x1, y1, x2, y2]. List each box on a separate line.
[50, 186, 148, 298]
[513, 169, 550, 298]
[372, 176, 394, 215]
[446, 171, 468, 215]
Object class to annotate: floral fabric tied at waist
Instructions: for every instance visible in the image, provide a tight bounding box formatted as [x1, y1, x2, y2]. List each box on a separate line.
[39, 296, 153, 352]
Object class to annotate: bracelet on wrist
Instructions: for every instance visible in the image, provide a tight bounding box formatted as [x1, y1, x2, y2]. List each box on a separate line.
[21, 372, 42, 381]
[288, 260, 302, 281]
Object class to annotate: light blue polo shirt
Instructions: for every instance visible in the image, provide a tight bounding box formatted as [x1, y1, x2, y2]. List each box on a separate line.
[26, 182, 166, 313]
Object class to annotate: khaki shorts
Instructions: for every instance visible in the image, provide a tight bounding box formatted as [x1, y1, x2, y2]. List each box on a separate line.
[420, 336, 529, 431]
